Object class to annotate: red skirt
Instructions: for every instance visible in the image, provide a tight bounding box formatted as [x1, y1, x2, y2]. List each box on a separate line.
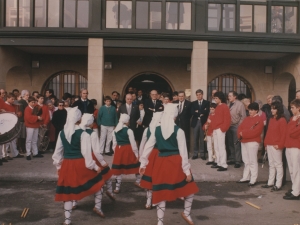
[111, 144, 140, 175]
[92, 152, 113, 182]
[140, 148, 159, 190]
[152, 154, 199, 205]
[55, 158, 105, 202]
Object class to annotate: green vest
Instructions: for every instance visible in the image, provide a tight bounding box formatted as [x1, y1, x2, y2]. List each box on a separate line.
[60, 129, 84, 159]
[115, 127, 131, 145]
[85, 129, 93, 135]
[155, 125, 180, 157]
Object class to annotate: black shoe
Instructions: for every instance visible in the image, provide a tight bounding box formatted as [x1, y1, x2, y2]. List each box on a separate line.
[0, 160, 2, 166]
[271, 186, 281, 192]
[212, 162, 217, 166]
[248, 183, 256, 187]
[33, 153, 44, 158]
[104, 152, 113, 156]
[217, 167, 227, 172]
[14, 154, 24, 158]
[283, 194, 300, 200]
[211, 165, 219, 168]
[6, 156, 13, 160]
[234, 164, 241, 168]
[2, 158, 8, 162]
[227, 161, 235, 165]
[38, 151, 45, 155]
[192, 155, 198, 160]
[285, 189, 293, 196]
[236, 180, 250, 183]
[200, 156, 206, 160]
[26, 156, 31, 160]
[261, 184, 273, 188]
[206, 161, 214, 165]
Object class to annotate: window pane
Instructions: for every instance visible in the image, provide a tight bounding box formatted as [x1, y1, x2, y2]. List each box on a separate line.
[166, 2, 178, 30]
[19, 0, 30, 27]
[35, 0, 47, 27]
[271, 6, 283, 33]
[150, 2, 161, 29]
[179, 3, 191, 30]
[48, 0, 60, 27]
[240, 5, 252, 32]
[77, 0, 89, 28]
[223, 4, 235, 31]
[254, 5, 266, 32]
[208, 4, 221, 31]
[136, 1, 148, 29]
[119, 1, 132, 28]
[106, 1, 118, 28]
[6, 0, 17, 27]
[285, 7, 297, 34]
[64, 0, 76, 27]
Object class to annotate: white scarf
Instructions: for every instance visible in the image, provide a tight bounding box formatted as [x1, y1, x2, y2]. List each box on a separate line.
[115, 113, 130, 133]
[79, 113, 94, 131]
[161, 104, 178, 140]
[149, 112, 163, 134]
[64, 107, 82, 144]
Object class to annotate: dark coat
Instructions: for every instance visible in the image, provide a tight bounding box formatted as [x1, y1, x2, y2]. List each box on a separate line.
[175, 100, 192, 131]
[190, 99, 210, 128]
[142, 99, 164, 127]
[72, 98, 94, 114]
[118, 104, 140, 131]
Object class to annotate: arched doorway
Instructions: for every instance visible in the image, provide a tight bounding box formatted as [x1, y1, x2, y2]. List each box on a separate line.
[123, 72, 174, 97]
[288, 77, 296, 103]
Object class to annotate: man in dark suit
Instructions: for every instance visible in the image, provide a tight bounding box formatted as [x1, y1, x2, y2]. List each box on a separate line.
[175, 91, 192, 154]
[111, 91, 118, 108]
[72, 88, 94, 114]
[118, 93, 140, 132]
[142, 90, 164, 127]
[137, 89, 147, 102]
[191, 89, 210, 160]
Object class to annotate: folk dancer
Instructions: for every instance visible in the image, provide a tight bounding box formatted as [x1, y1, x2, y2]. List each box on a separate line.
[140, 104, 199, 225]
[52, 107, 105, 225]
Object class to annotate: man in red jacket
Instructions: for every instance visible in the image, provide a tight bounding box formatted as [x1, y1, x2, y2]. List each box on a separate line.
[24, 96, 43, 160]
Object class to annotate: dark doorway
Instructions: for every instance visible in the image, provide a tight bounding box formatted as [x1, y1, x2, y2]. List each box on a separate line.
[288, 77, 296, 104]
[124, 73, 174, 97]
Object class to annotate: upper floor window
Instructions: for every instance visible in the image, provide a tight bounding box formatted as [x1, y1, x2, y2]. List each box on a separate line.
[240, 5, 266, 32]
[166, 2, 191, 30]
[35, 0, 60, 27]
[64, 0, 89, 28]
[136, 1, 161, 29]
[6, 0, 30, 27]
[208, 4, 235, 32]
[271, 6, 297, 33]
[106, 0, 132, 29]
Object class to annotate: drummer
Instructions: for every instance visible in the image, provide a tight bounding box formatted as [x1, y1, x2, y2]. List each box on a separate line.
[2, 93, 24, 161]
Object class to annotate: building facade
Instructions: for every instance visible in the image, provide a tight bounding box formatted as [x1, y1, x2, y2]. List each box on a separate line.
[0, 0, 300, 104]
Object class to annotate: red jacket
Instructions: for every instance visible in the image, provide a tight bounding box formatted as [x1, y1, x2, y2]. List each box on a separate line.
[264, 117, 287, 149]
[3, 102, 16, 113]
[203, 113, 216, 136]
[213, 104, 231, 132]
[237, 115, 264, 143]
[0, 98, 5, 110]
[24, 106, 40, 128]
[38, 104, 50, 126]
[285, 117, 300, 149]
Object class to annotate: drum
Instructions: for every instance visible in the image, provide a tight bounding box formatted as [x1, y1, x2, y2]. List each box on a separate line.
[0, 112, 21, 144]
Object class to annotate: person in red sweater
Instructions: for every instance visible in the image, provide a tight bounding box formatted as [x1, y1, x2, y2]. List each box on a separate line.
[203, 103, 217, 165]
[262, 101, 287, 191]
[2, 93, 24, 160]
[208, 91, 231, 171]
[37, 95, 50, 127]
[24, 96, 44, 160]
[283, 99, 300, 200]
[236, 102, 264, 186]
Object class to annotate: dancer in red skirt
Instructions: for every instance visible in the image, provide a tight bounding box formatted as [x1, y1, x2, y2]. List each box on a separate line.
[52, 107, 105, 225]
[140, 104, 199, 225]
[111, 113, 141, 193]
[139, 111, 163, 209]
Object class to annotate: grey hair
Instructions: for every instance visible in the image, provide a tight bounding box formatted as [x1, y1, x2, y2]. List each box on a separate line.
[254, 100, 263, 109]
[21, 90, 29, 97]
[46, 100, 53, 105]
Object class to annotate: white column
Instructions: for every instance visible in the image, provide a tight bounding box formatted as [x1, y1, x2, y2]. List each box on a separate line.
[88, 38, 104, 106]
[190, 41, 208, 101]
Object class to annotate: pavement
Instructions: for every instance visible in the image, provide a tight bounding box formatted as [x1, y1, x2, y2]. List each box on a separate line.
[0, 151, 291, 183]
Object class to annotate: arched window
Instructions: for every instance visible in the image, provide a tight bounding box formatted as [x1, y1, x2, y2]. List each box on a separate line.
[208, 74, 254, 100]
[42, 71, 87, 98]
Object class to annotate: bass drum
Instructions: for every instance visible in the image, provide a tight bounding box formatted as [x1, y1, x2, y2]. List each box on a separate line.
[0, 112, 21, 144]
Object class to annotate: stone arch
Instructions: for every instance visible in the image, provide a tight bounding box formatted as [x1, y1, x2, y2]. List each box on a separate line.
[6, 66, 32, 93]
[273, 72, 295, 105]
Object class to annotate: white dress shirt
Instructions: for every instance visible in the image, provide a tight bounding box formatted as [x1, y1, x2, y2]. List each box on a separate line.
[88, 128, 107, 167]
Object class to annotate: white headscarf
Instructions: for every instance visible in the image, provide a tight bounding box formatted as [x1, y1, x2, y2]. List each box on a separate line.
[149, 112, 163, 134]
[79, 113, 94, 131]
[64, 106, 82, 144]
[161, 103, 178, 140]
[115, 113, 130, 133]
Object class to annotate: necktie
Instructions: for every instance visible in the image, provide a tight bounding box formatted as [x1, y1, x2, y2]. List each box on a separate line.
[153, 100, 156, 107]
[127, 105, 131, 115]
[179, 102, 182, 114]
[198, 101, 202, 111]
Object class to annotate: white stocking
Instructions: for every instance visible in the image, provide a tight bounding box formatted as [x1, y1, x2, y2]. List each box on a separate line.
[183, 194, 194, 222]
[95, 188, 104, 212]
[105, 178, 113, 194]
[72, 200, 77, 207]
[156, 201, 166, 225]
[146, 189, 152, 207]
[115, 175, 122, 191]
[64, 201, 72, 225]
[135, 174, 141, 184]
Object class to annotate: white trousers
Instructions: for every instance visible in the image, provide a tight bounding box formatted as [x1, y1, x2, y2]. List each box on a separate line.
[213, 128, 228, 168]
[99, 125, 114, 153]
[207, 136, 215, 162]
[2, 139, 18, 158]
[267, 145, 283, 188]
[241, 142, 259, 183]
[286, 148, 300, 196]
[93, 128, 99, 137]
[26, 127, 39, 157]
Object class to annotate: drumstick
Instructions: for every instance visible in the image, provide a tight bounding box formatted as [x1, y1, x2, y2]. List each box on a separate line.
[24, 208, 30, 218]
[21, 208, 26, 217]
[245, 201, 261, 210]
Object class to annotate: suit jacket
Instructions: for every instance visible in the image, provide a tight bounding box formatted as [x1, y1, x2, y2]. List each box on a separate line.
[190, 99, 210, 128]
[175, 100, 192, 131]
[142, 99, 164, 127]
[118, 104, 140, 131]
[111, 99, 117, 108]
[72, 99, 94, 114]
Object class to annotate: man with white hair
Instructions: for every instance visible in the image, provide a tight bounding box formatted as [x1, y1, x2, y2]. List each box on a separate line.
[140, 104, 198, 225]
[72, 88, 94, 114]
